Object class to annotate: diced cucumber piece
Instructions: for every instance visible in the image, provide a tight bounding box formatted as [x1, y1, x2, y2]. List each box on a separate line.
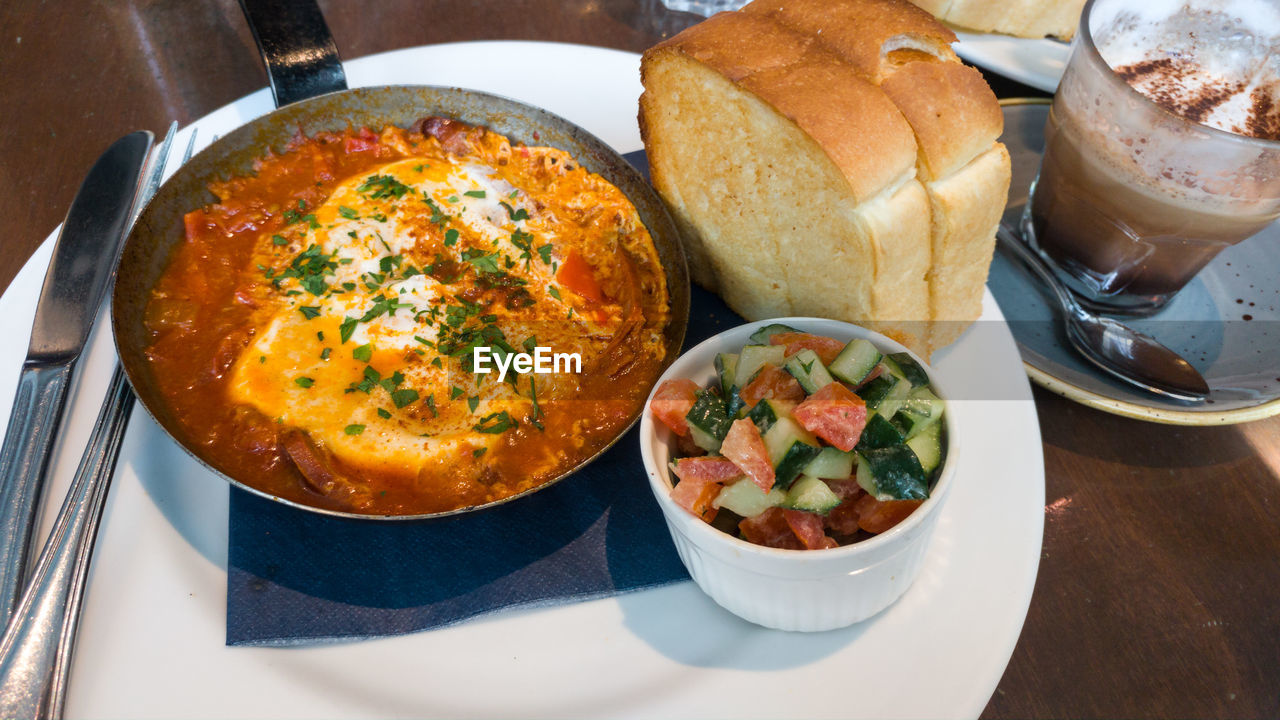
[736, 345, 786, 388]
[856, 445, 928, 500]
[856, 413, 905, 450]
[857, 374, 911, 419]
[828, 338, 882, 386]
[688, 425, 722, 454]
[747, 398, 791, 434]
[747, 323, 800, 345]
[725, 387, 748, 420]
[886, 352, 930, 387]
[763, 416, 822, 490]
[893, 387, 944, 439]
[714, 477, 787, 517]
[906, 420, 944, 476]
[685, 390, 731, 452]
[715, 353, 739, 395]
[784, 475, 842, 514]
[784, 348, 834, 394]
[802, 446, 855, 479]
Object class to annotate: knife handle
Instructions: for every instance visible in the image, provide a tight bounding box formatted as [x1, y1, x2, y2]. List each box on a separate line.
[0, 366, 133, 720]
[0, 363, 73, 628]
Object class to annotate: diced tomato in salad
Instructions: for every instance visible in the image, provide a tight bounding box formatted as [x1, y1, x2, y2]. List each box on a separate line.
[650, 326, 945, 551]
[768, 332, 845, 365]
[792, 382, 868, 452]
[739, 365, 805, 407]
[719, 419, 775, 491]
[651, 379, 699, 437]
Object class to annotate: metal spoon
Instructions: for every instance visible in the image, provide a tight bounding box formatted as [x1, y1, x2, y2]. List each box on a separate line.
[995, 221, 1210, 403]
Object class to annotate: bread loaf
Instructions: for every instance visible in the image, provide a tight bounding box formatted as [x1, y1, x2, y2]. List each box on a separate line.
[909, 0, 1085, 40]
[639, 0, 1010, 357]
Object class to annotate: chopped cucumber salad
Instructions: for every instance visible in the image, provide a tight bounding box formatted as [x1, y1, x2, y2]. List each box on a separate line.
[650, 325, 947, 551]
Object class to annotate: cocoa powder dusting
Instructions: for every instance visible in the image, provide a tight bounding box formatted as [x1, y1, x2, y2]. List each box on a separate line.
[1116, 58, 1280, 140]
[1247, 86, 1280, 141]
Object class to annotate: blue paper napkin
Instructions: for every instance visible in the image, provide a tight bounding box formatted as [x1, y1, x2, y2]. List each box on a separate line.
[226, 182, 741, 644]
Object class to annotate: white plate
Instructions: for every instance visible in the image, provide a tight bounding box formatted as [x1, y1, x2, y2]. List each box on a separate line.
[0, 42, 1044, 719]
[953, 28, 1071, 93]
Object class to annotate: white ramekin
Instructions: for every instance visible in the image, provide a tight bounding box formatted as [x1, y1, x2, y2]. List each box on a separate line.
[640, 318, 961, 632]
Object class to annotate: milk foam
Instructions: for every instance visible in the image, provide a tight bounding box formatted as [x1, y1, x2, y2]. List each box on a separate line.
[1091, 0, 1280, 139]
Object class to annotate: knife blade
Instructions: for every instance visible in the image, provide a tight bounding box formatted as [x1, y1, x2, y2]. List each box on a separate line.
[0, 131, 154, 628]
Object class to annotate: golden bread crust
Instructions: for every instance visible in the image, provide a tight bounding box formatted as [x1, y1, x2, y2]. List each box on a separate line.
[640, 0, 1011, 357]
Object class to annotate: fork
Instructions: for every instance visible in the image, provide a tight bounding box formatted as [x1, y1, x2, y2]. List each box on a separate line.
[0, 124, 198, 720]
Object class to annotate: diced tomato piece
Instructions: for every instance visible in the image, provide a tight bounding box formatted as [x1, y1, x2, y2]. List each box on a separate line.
[824, 499, 863, 536]
[792, 382, 868, 452]
[824, 478, 864, 502]
[739, 507, 835, 550]
[650, 379, 698, 436]
[556, 250, 605, 304]
[769, 332, 845, 366]
[822, 480, 867, 536]
[669, 474, 723, 523]
[719, 419, 775, 492]
[783, 509, 834, 549]
[344, 127, 379, 153]
[675, 432, 707, 458]
[739, 365, 806, 407]
[739, 507, 804, 550]
[854, 495, 923, 534]
[670, 456, 743, 484]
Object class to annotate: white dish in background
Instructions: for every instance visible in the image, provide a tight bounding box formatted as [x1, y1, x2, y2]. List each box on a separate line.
[0, 42, 1044, 719]
[952, 28, 1071, 93]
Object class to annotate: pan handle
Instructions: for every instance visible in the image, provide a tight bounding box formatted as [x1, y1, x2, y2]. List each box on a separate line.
[237, 0, 348, 108]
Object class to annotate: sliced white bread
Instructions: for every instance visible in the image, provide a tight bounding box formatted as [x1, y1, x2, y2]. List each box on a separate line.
[640, 0, 1009, 357]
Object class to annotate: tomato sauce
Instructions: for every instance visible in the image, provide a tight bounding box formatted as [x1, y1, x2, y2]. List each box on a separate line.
[143, 120, 670, 515]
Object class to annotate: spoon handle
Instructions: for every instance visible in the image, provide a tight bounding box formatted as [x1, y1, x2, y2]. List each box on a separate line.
[995, 222, 1085, 319]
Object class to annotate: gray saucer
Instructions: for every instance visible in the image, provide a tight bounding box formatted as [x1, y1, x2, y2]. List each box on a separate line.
[989, 100, 1280, 424]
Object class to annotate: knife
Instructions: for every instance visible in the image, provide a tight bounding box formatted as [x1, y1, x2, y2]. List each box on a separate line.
[0, 131, 153, 628]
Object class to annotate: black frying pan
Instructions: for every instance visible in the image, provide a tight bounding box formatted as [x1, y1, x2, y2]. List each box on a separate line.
[111, 0, 689, 520]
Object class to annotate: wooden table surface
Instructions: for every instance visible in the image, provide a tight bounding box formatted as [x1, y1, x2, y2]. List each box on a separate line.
[1, 1, 1277, 717]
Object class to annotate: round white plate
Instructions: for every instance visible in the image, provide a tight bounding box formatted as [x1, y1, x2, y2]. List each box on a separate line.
[953, 29, 1070, 93]
[0, 42, 1044, 719]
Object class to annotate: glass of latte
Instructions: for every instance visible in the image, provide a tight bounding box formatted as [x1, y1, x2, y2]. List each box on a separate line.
[1027, 0, 1280, 315]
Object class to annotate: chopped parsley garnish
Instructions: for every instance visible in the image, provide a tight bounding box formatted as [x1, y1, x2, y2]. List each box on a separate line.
[467, 395, 480, 413]
[379, 254, 403, 274]
[377, 408, 392, 419]
[264, 244, 338, 296]
[272, 234, 289, 246]
[464, 190, 486, 199]
[425, 394, 438, 417]
[461, 248, 502, 275]
[294, 377, 314, 389]
[423, 195, 449, 225]
[339, 316, 359, 344]
[499, 201, 529, 222]
[444, 228, 459, 246]
[473, 411, 516, 434]
[352, 343, 373, 363]
[357, 174, 412, 200]
[298, 306, 321, 320]
[548, 286, 561, 301]
[391, 388, 420, 409]
[338, 206, 360, 220]
[320, 347, 332, 360]
[344, 424, 366, 435]
[536, 244, 554, 264]
[473, 447, 487, 458]
[449, 386, 465, 400]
